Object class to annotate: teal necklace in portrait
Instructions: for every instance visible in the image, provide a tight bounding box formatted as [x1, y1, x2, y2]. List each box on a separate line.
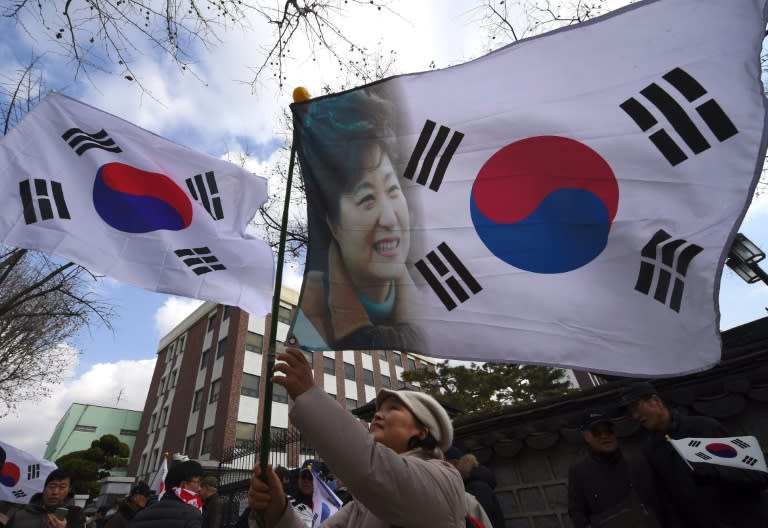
[356, 281, 395, 324]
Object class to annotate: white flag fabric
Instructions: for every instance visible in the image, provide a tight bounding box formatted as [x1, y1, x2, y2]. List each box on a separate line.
[148, 458, 168, 497]
[290, 0, 768, 376]
[0, 440, 57, 504]
[668, 436, 767, 473]
[0, 93, 274, 316]
[311, 472, 342, 527]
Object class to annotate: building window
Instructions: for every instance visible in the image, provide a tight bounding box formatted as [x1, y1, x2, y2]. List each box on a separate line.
[345, 398, 357, 409]
[201, 427, 214, 455]
[207, 315, 216, 332]
[170, 369, 178, 388]
[241, 373, 261, 398]
[223, 305, 232, 319]
[216, 337, 227, 359]
[272, 383, 289, 404]
[277, 305, 292, 324]
[381, 375, 391, 389]
[192, 389, 203, 412]
[157, 377, 165, 396]
[73, 425, 97, 433]
[378, 350, 388, 361]
[200, 350, 210, 371]
[161, 406, 169, 427]
[184, 434, 196, 457]
[119, 429, 138, 436]
[246, 332, 263, 353]
[362, 350, 371, 356]
[323, 356, 335, 375]
[235, 422, 256, 448]
[407, 357, 416, 370]
[363, 369, 374, 386]
[398, 379, 406, 389]
[150, 449, 158, 471]
[303, 350, 313, 367]
[343, 362, 356, 381]
[149, 413, 156, 431]
[393, 352, 402, 367]
[139, 453, 147, 476]
[210, 379, 221, 404]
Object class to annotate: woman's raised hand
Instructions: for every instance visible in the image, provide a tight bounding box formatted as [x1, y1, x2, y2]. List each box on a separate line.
[272, 345, 316, 400]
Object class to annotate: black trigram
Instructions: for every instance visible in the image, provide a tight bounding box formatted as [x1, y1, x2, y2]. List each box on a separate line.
[694, 452, 712, 461]
[731, 438, 751, 449]
[185, 171, 224, 220]
[415, 242, 482, 311]
[19, 179, 71, 224]
[403, 120, 464, 192]
[174, 247, 226, 275]
[634, 229, 703, 313]
[742, 455, 758, 467]
[688, 440, 701, 448]
[61, 128, 122, 156]
[620, 67, 738, 166]
[12, 489, 26, 499]
[27, 464, 39, 480]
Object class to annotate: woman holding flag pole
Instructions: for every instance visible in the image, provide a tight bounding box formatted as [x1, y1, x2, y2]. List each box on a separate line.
[246, 344, 466, 527]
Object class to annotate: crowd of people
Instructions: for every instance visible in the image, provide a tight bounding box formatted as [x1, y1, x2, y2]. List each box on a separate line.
[2, 373, 767, 528]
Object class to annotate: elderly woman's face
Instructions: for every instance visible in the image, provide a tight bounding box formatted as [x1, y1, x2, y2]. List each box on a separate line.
[329, 147, 410, 298]
[369, 396, 426, 453]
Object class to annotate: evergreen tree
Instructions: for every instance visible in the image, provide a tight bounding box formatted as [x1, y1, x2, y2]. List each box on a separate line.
[402, 361, 573, 417]
[56, 434, 130, 497]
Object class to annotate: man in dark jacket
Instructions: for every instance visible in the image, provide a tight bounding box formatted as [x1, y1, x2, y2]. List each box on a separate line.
[103, 482, 151, 528]
[567, 410, 660, 528]
[131, 460, 203, 528]
[621, 382, 768, 528]
[7, 468, 84, 528]
[199, 476, 225, 528]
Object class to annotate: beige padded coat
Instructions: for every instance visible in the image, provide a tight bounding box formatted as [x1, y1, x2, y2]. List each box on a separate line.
[267, 385, 466, 528]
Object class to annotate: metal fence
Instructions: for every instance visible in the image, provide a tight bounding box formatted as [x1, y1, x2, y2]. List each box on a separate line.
[216, 430, 319, 527]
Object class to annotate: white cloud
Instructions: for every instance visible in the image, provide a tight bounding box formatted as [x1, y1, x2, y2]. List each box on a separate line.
[154, 297, 204, 338]
[0, 358, 156, 458]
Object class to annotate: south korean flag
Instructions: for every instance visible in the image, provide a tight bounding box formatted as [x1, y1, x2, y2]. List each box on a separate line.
[0, 440, 57, 504]
[668, 436, 767, 473]
[290, 0, 767, 376]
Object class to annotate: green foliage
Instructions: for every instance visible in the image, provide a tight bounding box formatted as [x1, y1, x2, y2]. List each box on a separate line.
[55, 434, 131, 497]
[401, 361, 573, 417]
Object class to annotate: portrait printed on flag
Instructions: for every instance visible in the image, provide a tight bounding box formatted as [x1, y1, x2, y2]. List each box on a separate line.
[290, 87, 427, 352]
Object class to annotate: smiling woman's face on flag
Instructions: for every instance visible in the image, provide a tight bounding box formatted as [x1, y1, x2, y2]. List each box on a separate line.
[290, 88, 425, 352]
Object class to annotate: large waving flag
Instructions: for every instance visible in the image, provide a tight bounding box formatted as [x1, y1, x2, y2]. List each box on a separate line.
[668, 436, 767, 473]
[289, 0, 768, 375]
[0, 93, 274, 316]
[0, 440, 57, 504]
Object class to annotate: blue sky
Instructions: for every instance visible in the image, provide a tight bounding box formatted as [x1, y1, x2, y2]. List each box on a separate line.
[1, 0, 767, 455]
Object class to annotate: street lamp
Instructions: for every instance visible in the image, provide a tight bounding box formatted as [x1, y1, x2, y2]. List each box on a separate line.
[726, 233, 768, 285]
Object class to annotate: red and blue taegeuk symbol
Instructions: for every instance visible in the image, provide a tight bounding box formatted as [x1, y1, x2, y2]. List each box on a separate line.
[93, 162, 193, 233]
[705, 443, 738, 458]
[0, 461, 20, 487]
[470, 136, 619, 273]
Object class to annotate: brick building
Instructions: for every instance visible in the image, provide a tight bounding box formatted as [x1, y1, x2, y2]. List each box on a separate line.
[128, 286, 438, 480]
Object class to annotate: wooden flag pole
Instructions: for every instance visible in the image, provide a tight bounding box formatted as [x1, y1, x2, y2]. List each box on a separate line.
[258, 87, 310, 482]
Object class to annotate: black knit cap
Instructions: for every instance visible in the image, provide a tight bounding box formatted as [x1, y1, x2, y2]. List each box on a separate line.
[618, 381, 658, 409]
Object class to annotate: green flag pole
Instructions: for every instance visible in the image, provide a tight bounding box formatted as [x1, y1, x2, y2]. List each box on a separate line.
[257, 87, 310, 491]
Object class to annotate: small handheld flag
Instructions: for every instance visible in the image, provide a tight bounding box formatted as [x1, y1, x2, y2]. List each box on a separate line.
[311, 470, 343, 527]
[148, 456, 169, 498]
[667, 435, 767, 473]
[0, 440, 57, 504]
